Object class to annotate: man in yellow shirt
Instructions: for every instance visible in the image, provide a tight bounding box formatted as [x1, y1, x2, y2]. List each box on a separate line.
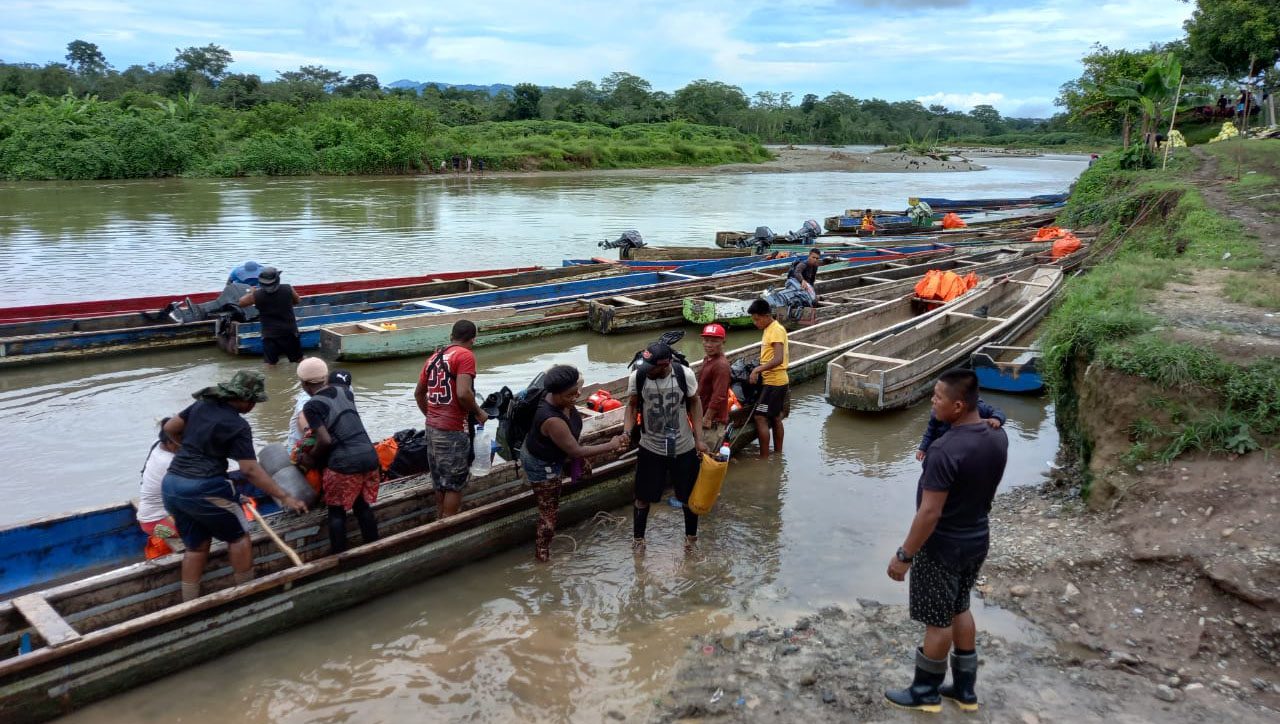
[747, 298, 789, 458]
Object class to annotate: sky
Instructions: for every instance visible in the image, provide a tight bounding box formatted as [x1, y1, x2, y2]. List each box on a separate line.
[2, 0, 1194, 118]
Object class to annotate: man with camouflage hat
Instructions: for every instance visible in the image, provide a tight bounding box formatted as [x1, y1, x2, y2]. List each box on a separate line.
[162, 370, 308, 602]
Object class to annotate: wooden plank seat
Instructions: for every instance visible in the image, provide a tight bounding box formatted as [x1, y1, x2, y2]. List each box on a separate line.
[13, 594, 81, 648]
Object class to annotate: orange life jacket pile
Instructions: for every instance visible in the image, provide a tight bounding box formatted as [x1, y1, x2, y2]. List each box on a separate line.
[914, 269, 979, 303]
[941, 212, 967, 229]
[1033, 226, 1084, 259]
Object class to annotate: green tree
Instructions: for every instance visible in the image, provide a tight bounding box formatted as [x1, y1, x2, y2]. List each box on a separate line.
[279, 65, 346, 89]
[1057, 44, 1166, 135]
[65, 40, 109, 75]
[337, 73, 381, 96]
[969, 104, 1005, 134]
[601, 72, 652, 110]
[1183, 0, 1280, 77]
[672, 79, 748, 125]
[511, 82, 542, 120]
[174, 44, 233, 83]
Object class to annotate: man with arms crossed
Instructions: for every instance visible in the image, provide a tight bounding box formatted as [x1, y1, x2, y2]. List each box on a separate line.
[884, 369, 1008, 713]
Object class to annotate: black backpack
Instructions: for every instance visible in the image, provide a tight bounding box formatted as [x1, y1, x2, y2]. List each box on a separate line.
[497, 372, 545, 461]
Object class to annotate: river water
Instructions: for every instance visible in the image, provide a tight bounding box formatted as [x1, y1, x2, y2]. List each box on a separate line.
[0, 153, 1086, 722]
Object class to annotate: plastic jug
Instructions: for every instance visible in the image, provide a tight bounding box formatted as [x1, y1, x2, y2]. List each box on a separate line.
[469, 424, 492, 477]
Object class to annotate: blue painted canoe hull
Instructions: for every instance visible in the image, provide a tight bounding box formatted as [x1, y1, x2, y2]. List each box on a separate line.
[917, 193, 1068, 210]
[227, 271, 694, 355]
[972, 347, 1045, 394]
[0, 505, 144, 598]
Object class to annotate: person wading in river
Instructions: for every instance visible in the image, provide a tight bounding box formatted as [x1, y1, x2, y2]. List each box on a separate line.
[295, 358, 381, 554]
[161, 371, 308, 602]
[747, 298, 789, 459]
[623, 342, 708, 552]
[415, 320, 488, 520]
[520, 365, 628, 562]
[696, 323, 731, 450]
[884, 369, 1008, 713]
[237, 267, 303, 366]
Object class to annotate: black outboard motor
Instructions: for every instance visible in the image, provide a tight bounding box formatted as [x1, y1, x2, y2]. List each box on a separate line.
[599, 229, 646, 250]
[167, 282, 257, 324]
[786, 219, 822, 245]
[729, 356, 762, 408]
[739, 225, 775, 254]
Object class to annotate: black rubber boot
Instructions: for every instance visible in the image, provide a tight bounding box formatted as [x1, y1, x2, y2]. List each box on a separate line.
[939, 650, 979, 712]
[884, 648, 947, 713]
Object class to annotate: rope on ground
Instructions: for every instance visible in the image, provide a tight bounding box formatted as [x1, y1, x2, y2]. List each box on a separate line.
[590, 511, 628, 533]
[550, 534, 579, 554]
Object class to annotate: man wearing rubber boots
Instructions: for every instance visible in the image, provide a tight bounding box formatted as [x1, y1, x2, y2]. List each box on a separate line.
[884, 369, 1007, 713]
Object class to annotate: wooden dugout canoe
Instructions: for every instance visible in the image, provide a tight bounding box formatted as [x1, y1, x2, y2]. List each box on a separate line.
[588, 244, 958, 335]
[0, 264, 613, 368]
[824, 265, 1064, 412]
[680, 246, 1044, 328]
[319, 268, 787, 361]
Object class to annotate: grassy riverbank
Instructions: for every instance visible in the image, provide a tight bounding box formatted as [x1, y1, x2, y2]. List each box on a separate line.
[1043, 141, 1279, 501]
[0, 94, 770, 179]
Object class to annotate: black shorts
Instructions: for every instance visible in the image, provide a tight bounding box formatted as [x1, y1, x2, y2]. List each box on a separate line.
[753, 384, 789, 420]
[262, 334, 303, 364]
[908, 546, 986, 628]
[634, 447, 700, 504]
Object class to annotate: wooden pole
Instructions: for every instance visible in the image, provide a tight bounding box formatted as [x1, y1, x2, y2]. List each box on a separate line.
[1163, 75, 1185, 170]
[245, 501, 304, 567]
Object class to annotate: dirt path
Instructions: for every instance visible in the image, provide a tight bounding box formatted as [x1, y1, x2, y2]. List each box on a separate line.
[1191, 147, 1280, 269]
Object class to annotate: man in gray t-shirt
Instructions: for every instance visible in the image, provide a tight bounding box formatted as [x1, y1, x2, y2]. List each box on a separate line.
[623, 343, 708, 552]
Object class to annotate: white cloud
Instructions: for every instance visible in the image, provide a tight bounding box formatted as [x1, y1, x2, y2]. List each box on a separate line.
[2, 0, 1197, 117]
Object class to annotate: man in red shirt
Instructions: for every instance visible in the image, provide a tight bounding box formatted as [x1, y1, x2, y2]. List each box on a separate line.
[697, 323, 732, 451]
[414, 320, 488, 519]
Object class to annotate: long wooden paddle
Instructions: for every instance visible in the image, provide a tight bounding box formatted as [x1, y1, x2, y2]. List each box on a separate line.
[243, 498, 304, 567]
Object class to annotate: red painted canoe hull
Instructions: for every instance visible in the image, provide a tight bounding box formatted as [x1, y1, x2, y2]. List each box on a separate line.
[0, 267, 541, 324]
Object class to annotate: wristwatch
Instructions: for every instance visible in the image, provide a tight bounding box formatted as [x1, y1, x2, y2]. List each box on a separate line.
[896, 547, 914, 563]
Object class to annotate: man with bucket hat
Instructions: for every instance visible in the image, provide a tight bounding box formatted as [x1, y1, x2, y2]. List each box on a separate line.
[162, 370, 309, 602]
[696, 323, 732, 451]
[238, 266, 303, 365]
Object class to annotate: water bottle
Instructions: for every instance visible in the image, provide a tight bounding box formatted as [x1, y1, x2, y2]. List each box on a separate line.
[718, 443, 731, 462]
[470, 424, 492, 477]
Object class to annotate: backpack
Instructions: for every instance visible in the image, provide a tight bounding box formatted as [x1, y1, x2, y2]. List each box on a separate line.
[497, 372, 546, 461]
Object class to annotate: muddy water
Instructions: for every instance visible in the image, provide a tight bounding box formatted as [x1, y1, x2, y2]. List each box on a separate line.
[62, 376, 1057, 723]
[0, 154, 1086, 307]
[1, 156, 1081, 721]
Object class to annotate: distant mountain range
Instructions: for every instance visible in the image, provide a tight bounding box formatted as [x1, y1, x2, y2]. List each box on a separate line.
[386, 80, 516, 96]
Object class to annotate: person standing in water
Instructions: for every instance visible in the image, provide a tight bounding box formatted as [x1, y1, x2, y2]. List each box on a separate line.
[161, 371, 308, 602]
[520, 365, 628, 561]
[238, 267, 302, 366]
[747, 299, 789, 459]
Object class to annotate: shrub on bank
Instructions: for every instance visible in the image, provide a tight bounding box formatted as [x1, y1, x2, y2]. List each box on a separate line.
[1045, 145, 1277, 496]
[0, 98, 770, 180]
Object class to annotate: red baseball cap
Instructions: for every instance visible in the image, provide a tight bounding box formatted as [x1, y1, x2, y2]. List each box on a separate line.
[701, 323, 727, 339]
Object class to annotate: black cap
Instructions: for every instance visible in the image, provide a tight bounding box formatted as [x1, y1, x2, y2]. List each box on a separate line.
[328, 369, 353, 386]
[642, 342, 673, 363]
[258, 266, 281, 291]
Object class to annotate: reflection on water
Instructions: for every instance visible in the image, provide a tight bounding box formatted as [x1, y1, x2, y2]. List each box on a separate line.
[0, 155, 1086, 306]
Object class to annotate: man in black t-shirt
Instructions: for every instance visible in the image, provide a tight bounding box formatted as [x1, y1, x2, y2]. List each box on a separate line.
[237, 266, 303, 365]
[884, 369, 1008, 713]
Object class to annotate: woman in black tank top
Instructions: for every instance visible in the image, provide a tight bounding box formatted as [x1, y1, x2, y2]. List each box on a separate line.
[520, 365, 628, 562]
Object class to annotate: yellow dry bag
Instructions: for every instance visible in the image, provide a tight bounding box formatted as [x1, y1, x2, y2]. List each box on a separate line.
[688, 453, 728, 515]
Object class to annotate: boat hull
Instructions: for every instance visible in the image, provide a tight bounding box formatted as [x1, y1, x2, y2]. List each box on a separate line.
[972, 345, 1045, 394]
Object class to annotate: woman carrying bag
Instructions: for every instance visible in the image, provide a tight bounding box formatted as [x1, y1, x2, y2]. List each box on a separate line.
[521, 365, 628, 562]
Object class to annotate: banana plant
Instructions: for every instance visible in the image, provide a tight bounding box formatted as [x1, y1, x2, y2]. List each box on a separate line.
[1102, 54, 1210, 146]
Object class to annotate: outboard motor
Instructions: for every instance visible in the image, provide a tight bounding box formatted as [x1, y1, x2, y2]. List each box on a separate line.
[786, 219, 822, 245]
[743, 225, 775, 254]
[167, 282, 256, 324]
[599, 229, 646, 250]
